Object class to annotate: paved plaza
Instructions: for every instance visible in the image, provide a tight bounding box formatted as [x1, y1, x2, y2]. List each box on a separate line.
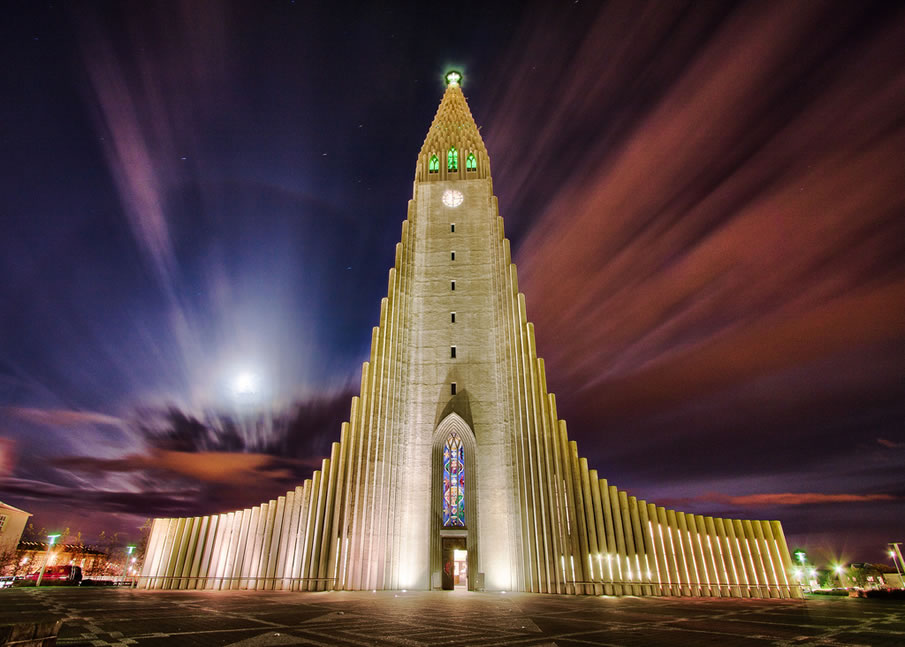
[1, 588, 904, 646]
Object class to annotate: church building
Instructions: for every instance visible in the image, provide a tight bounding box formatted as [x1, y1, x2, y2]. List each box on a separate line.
[139, 73, 800, 598]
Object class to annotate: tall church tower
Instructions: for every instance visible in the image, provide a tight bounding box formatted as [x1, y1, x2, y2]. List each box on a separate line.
[139, 74, 801, 599]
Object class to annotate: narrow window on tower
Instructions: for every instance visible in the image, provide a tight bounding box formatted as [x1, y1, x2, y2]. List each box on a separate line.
[442, 430, 465, 527]
[451, 251, 455, 261]
[428, 155, 440, 174]
[451, 346, 457, 359]
[450, 382, 457, 396]
[447, 147, 458, 172]
[466, 152, 477, 172]
[451, 312, 456, 323]
[450, 223, 455, 233]
[451, 280, 456, 291]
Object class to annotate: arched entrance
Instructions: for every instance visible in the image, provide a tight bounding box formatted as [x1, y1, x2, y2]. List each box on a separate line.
[429, 413, 478, 590]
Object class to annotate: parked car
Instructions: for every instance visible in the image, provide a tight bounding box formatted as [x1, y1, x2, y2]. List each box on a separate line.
[18, 565, 82, 585]
[0, 575, 17, 589]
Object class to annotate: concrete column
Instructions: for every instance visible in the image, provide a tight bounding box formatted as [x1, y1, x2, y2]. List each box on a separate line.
[714, 518, 740, 597]
[139, 518, 167, 589]
[196, 515, 218, 590]
[579, 459, 601, 595]
[770, 520, 801, 599]
[666, 510, 690, 596]
[547, 394, 571, 594]
[618, 492, 640, 596]
[237, 507, 259, 590]
[600, 480, 620, 595]
[658, 508, 679, 596]
[281, 487, 302, 590]
[537, 360, 563, 594]
[637, 501, 657, 596]
[317, 445, 341, 591]
[518, 301, 542, 593]
[687, 514, 712, 597]
[608, 486, 627, 596]
[761, 520, 790, 599]
[751, 519, 779, 598]
[164, 517, 188, 590]
[363, 304, 389, 592]
[704, 517, 727, 597]
[212, 513, 233, 590]
[558, 423, 583, 594]
[568, 440, 592, 594]
[291, 481, 311, 591]
[648, 504, 669, 596]
[675, 512, 698, 596]
[733, 519, 759, 597]
[264, 497, 285, 590]
[526, 327, 552, 593]
[588, 471, 611, 595]
[353, 328, 380, 592]
[508, 265, 534, 593]
[249, 504, 268, 590]
[724, 518, 750, 597]
[741, 520, 770, 597]
[337, 397, 360, 590]
[180, 516, 203, 590]
[348, 359, 372, 591]
[258, 502, 276, 590]
[305, 466, 327, 591]
[326, 427, 349, 589]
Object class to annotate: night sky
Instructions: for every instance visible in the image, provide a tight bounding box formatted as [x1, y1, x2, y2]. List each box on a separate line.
[2, 1, 903, 566]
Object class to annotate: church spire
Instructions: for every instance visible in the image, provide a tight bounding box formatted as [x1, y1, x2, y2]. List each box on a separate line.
[415, 71, 490, 182]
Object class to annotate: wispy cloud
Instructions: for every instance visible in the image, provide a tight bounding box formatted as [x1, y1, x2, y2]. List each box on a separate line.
[5, 407, 124, 427]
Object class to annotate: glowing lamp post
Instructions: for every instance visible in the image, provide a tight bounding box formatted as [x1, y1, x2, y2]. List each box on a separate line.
[889, 545, 904, 588]
[833, 564, 847, 588]
[36, 534, 61, 587]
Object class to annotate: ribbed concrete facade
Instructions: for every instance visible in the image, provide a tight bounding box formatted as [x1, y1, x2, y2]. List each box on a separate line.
[139, 78, 801, 598]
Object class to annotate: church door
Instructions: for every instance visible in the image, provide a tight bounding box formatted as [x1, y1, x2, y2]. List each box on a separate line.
[441, 536, 466, 590]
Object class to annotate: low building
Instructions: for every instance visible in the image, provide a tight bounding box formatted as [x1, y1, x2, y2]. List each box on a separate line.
[0, 501, 31, 555]
[847, 562, 900, 589]
[14, 541, 108, 577]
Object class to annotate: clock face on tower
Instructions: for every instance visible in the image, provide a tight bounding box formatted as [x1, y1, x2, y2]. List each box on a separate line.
[442, 189, 464, 208]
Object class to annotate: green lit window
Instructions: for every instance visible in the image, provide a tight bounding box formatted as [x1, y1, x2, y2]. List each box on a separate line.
[429, 155, 440, 173]
[466, 153, 477, 172]
[447, 147, 458, 172]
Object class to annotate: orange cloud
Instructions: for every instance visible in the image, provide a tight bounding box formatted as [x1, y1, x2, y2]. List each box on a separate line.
[714, 492, 897, 506]
[54, 448, 316, 485]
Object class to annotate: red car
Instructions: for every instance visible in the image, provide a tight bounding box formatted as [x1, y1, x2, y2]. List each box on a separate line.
[22, 565, 82, 585]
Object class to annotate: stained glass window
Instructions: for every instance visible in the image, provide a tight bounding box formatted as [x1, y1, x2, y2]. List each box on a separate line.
[429, 155, 439, 173]
[466, 153, 477, 171]
[447, 147, 458, 172]
[443, 431, 465, 527]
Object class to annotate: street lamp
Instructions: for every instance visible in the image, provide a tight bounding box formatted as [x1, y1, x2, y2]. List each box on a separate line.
[36, 534, 61, 587]
[123, 546, 135, 582]
[888, 546, 903, 589]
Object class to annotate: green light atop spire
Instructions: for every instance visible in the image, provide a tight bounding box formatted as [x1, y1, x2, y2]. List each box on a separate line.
[445, 70, 462, 86]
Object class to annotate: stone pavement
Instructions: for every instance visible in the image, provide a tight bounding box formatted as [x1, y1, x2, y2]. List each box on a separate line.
[1, 588, 903, 646]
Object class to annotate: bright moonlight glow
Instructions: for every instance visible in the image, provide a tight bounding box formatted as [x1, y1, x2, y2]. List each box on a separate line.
[442, 189, 464, 208]
[233, 372, 258, 396]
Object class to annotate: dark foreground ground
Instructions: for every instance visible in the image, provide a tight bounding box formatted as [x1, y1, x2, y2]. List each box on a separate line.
[1, 588, 904, 647]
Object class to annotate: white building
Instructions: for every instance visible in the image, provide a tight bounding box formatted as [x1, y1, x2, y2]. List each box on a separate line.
[0, 500, 31, 557]
[140, 74, 799, 598]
